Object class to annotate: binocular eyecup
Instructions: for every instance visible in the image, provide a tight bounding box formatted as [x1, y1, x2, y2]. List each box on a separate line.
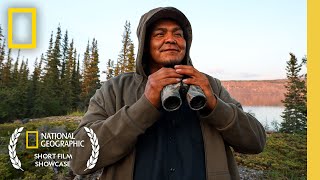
[161, 82, 207, 111]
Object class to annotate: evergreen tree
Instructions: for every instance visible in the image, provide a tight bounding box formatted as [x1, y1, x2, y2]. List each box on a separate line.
[89, 39, 100, 90]
[60, 39, 74, 113]
[28, 56, 42, 117]
[61, 30, 69, 79]
[38, 26, 62, 116]
[32, 54, 48, 117]
[11, 50, 20, 87]
[114, 62, 120, 76]
[81, 41, 91, 106]
[15, 58, 29, 118]
[0, 29, 5, 72]
[105, 59, 114, 80]
[0, 25, 3, 43]
[117, 21, 133, 74]
[127, 43, 135, 72]
[1, 48, 13, 87]
[71, 49, 82, 109]
[280, 53, 307, 133]
[80, 39, 100, 109]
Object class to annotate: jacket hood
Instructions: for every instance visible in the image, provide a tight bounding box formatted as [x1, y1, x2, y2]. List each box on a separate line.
[136, 7, 193, 77]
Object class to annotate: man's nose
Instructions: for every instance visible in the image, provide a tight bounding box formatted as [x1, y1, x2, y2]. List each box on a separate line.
[164, 33, 177, 44]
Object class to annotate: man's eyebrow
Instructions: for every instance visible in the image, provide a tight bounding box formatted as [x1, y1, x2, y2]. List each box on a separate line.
[152, 27, 183, 32]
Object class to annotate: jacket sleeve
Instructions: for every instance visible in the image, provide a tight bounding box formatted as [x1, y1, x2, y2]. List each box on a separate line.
[199, 76, 266, 154]
[69, 82, 161, 175]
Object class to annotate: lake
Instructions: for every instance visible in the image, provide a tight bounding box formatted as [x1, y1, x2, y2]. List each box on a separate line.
[243, 106, 285, 131]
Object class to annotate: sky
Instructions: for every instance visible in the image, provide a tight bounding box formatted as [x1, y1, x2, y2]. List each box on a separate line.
[0, 0, 306, 80]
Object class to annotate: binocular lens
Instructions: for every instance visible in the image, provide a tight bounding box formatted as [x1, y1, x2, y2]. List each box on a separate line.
[163, 96, 182, 111]
[189, 96, 206, 110]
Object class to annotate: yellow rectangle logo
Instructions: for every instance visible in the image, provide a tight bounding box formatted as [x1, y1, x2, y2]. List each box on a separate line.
[8, 8, 37, 49]
[26, 131, 38, 149]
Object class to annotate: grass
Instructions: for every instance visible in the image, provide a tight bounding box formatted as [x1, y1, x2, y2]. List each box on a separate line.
[67, 110, 85, 116]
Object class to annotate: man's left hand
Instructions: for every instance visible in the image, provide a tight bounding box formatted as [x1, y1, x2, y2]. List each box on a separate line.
[175, 65, 217, 111]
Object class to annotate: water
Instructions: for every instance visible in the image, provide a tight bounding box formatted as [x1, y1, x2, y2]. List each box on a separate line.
[243, 106, 285, 131]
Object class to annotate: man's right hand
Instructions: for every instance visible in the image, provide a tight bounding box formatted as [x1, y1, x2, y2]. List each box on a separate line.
[144, 67, 183, 108]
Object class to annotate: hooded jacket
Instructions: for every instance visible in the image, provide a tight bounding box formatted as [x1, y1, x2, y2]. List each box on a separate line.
[70, 7, 266, 180]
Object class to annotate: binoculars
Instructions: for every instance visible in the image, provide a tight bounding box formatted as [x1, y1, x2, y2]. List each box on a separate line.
[161, 82, 207, 111]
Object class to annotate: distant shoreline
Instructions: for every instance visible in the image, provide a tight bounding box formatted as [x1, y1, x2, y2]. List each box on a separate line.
[221, 79, 286, 106]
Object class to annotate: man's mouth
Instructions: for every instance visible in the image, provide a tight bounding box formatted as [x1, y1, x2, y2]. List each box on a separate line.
[161, 49, 179, 52]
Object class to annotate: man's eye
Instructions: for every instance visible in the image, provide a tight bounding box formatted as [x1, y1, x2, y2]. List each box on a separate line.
[174, 33, 183, 37]
[155, 33, 164, 37]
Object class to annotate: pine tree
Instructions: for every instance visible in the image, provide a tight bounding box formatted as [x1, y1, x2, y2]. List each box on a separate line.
[39, 26, 63, 116]
[60, 39, 74, 113]
[28, 56, 42, 117]
[32, 54, 48, 117]
[0, 27, 5, 72]
[89, 39, 100, 90]
[81, 41, 91, 106]
[11, 50, 20, 87]
[71, 49, 81, 110]
[15, 58, 29, 118]
[1, 48, 13, 87]
[280, 53, 307, 133]
[61, 30, 69, 79]
[105, 59, 114, 80]
[127, 43, 135, 72]
[117, 21, 134, 74]
[80, 39, 100, 110]
[0, 25, 3, 43]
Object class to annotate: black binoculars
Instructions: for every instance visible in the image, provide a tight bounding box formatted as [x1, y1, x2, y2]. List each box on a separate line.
[161, 82, 207, 111]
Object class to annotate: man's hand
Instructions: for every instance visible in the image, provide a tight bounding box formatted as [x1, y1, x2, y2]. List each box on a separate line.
[175, 65, 217, 111]
[145, 67, 183, 108]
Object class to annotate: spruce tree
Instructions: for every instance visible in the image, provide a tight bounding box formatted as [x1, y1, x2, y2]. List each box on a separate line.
[61, 30, 69, 79]
[127, 43, 135, 72]
[71, 49, 81, 110]
[105, 59, 114, 80]
[0, 25, 3, 42]
[1, 48, 13, 87]
[117, 21, 133, 74]
[60, 39, 74, 113]
[15, 58, 29, 118]
[81, 41, 91, 107]
[40, 26, 62, 116]
[80, 39, 100, 109]
[280, 53, 307, 133]
[0, 29, 5, 72]
[28, 56, 42, 117]
[11, 50, 20, 87]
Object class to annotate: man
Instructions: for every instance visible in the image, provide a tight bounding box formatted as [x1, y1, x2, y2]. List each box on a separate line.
[70, 7, 266, 180]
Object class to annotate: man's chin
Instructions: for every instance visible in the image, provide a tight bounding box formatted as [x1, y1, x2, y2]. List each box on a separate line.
[162, 59, 183, 67]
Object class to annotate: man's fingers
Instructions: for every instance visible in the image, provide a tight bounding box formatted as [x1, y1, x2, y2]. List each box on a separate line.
[153, 68, 183, 79]
[174, 65, 200, 77]
[160, 78, 182, 86]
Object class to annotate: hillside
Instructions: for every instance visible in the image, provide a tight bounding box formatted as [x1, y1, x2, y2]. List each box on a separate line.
[221, 79, 287, 106]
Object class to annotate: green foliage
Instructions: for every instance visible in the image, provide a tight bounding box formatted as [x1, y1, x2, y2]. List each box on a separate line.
[235, 133, 307, 179]
[280, 53, 307, 133]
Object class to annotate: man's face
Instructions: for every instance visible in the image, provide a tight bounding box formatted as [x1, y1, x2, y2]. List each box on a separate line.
[149, 19, 186, 68]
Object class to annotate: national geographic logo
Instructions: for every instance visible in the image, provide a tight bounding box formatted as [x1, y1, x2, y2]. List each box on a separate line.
[9, 127, 99, 171]
[26, 131, 84, 149]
